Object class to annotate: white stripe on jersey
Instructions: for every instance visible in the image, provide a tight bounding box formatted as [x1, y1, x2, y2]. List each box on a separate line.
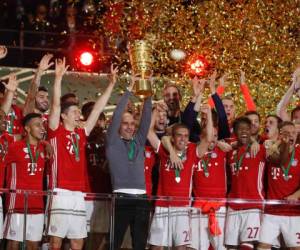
[258, 161, 265, 200]
[50, 138, 58, 189]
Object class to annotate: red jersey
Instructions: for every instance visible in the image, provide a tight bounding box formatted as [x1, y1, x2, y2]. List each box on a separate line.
[265, 144, 300, 216]
[156, 143, 198, 207]
[0, 132, 13, 188]
[85, 127, 111, 199]
[144, 145, 157, 196]
[193, 146, 227, 199]
[227, 144, 266, 210]
[6, 105, 23, 135]
[5, 140, 46, 213]
[48, 124, 87, 192]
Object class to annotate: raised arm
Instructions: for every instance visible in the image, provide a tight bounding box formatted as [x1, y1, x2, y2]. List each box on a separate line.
[197, 104, 213, 158]
[277, 68, 300, 121]
[1, 74, 19, 114]
[23, 54, 54, 115]
[85, 65, 117, 136]
[209, 74, 230, 139]
[48, 58, 69, 130]
[240, 70, 256, 111]
[182, 76, 204, 142]
[208, 73, 226, 108]
[147, 109, 160, 151]
[106, 77, 135, 143]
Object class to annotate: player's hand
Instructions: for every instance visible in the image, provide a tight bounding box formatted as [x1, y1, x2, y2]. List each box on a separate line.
[108, 64, 118, 85]
[0, 46, 8, 59]
[170, 151, 183, 170]
[240, 70, 246, 84]
[55, 57, 69, 78]
[4, 74, 19, 92]
[38, 54, 54, 72]
[217, 140, 232, 152]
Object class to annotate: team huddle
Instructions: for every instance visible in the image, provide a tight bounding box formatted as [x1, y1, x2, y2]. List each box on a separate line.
[0, 50, 299, 250]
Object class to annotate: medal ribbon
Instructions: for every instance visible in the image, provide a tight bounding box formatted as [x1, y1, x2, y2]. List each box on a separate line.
[7, 111, 15, 134]
[201, 152, 212, 177]
[175, 150, 186, 180]
[70, 132, 79, 161]
[280, 148, 295, 179]
[26, 142, 39, 163]
[234, 144, 250, 173]
[127, 139, 136, 161]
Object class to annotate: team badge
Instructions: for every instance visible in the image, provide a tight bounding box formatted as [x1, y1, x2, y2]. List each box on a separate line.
[292, 159, 298, 167]
[211, 152, 217, 158]
[245, 152, 250, 158]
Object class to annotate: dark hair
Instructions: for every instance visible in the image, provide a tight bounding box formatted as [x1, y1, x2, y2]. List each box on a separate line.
[0, 82, 6, 94]
[81, 101, 95, 120]
[61, 93, 78, 104]
[22, 113, 42, 127]
[163, 84, 182, 100]
[232, 116, 251, 134]
[38, 86, 48, 92]
[61, 101, 78, 114]
[266, 114, 282, 129]
[279, 121, 295, 130]
[171, 123, 190, 137]
[291, 106, 300, 120]
[245, 110, 260, 121]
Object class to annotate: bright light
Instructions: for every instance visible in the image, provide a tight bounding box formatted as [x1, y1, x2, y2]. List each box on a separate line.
[80, 52, 94, 66]
[186, 54, 209, 76]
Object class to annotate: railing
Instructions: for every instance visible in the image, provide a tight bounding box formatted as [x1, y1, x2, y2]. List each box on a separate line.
[0, 188, 298, 249]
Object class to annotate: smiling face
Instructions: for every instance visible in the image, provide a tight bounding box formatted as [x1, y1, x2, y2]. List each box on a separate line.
[35, 90, 49, 113]
[119, 112, 135, 140]
[25, 117, 45, 141]
[163, 86, 180, 112]
[235, 122, 251, 145]
[172, 127, 189, 151]
[61, 105, 81, 129]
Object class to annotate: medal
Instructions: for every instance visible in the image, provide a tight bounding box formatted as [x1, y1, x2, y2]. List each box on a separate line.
[245, 152, 250, 158]
[175, 169, 181, 183]
[204, 172, 209, 177]
[211, 152, 217, 159]
[292, 159, 298, 167]
[234, 144, 250, 173]
[281, 149, 295, 182]
[175, 177, 181, 183]
[75, 155, 80, 162]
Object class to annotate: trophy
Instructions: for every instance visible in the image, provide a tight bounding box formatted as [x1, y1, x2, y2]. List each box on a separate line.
[128, 40, 153, 97]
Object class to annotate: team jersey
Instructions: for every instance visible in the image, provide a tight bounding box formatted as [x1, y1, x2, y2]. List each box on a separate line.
[265, 144, 300, 216]
[144, 145, 157, 196]
[48, 124, 87, 192]
[5, 140, 46, 213]
[227, 144, 266, 210]
[6, 105, 23, 135]
[193, 146, 227, 199]
[0, 132, 13, 188]
[85, 127, 111, 198]
[156, 142, 199, 207]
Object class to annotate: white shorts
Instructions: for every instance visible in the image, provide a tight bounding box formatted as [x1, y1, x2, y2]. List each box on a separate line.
[190, 207, 226, 250]
[148, 206, 191, 247]
[4, 213, 44, 242]
[225, 208, 262, 246]
[85, 200, 110, 233]
[47, 188, 87, 239]
[259, 214, 300, 247]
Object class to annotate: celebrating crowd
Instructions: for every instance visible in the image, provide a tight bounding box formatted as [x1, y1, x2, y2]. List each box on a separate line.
[0, 47, 299, 250]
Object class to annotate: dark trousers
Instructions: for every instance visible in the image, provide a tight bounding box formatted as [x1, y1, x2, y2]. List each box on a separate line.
[112, 193, 150, 250]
